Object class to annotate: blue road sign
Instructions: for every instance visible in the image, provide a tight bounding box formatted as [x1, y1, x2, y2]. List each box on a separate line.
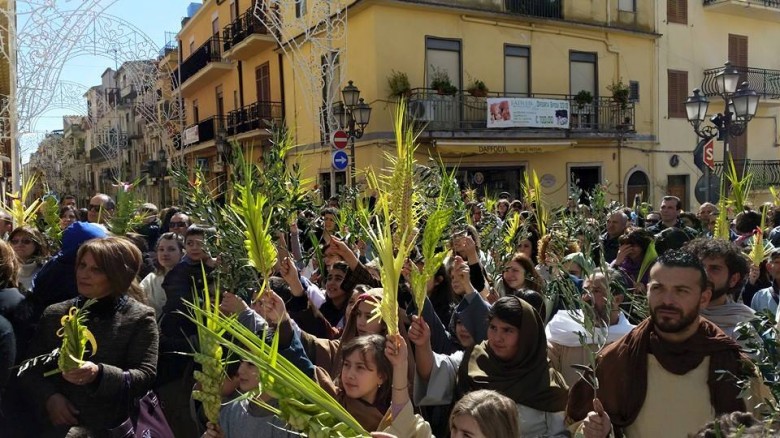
[332, 150, 349, 171]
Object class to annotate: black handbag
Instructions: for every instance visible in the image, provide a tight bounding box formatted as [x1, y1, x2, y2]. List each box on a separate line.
[107, 371, 175, 438]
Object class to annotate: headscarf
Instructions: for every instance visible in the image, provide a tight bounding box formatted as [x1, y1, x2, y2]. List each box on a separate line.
[456, 296, 569, 412]
[566, 317, 749, 436]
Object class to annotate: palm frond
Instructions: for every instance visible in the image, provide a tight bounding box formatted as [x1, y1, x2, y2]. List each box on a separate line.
[636, 241, 658, 284]
[183, 305, 368, 436]
[724, 152, 752, 212]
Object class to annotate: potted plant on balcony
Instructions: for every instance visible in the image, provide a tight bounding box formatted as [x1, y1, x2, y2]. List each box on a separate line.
[574, 90, 593, 109]
[387, 70, 411, 98]
[466, 79, 489, 97]
[608, 80, 631, 109]
[430, 66, 458, 96]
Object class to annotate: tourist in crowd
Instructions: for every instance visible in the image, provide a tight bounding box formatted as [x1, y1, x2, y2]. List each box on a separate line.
[19, 237, 158, 437]
[86, 193, 115, 224]
[8, 226, 49, 293]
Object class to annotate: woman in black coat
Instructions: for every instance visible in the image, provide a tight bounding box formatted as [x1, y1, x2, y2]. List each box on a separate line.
[19, 237, 158, 438]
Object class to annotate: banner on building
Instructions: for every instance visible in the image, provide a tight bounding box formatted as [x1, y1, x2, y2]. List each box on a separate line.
[486, 98, 570, 129]
[182, 125, 199, 146]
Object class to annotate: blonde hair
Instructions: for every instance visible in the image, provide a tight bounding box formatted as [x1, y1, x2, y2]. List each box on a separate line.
[450, 390, 519, 437]
[0, 240, 19, 288]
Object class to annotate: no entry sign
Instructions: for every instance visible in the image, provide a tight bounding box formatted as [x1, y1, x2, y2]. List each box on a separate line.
[331, 130, 349, 149]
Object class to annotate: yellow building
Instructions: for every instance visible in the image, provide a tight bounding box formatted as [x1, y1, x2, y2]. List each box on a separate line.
[172, 0, 281, 194]
[280, 0, 659, 206]
[656, 0, 780, 210]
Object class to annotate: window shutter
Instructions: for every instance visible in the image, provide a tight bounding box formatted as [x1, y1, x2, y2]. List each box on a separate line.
[667, 0, 687, 25]
[668, 70, 688, 118]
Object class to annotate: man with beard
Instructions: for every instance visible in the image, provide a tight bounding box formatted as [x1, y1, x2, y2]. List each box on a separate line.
[546, 269, 634, 386]
[683, 238, 754, 338]
[567, 250, 768, 437]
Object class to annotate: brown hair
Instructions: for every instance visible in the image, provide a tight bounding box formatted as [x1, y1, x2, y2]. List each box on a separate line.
[507, 252, 544, 293]
[450, 389, 520, 437]
[9, 226, 50, 261]
[537, 233, 580, 265]
[338, 334, 392, 406]
[76, 236, 146, 303]
[0, 240, 19, 288]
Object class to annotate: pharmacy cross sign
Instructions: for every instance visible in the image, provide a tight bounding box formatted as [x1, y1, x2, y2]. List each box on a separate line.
[332, 150, 349, 171]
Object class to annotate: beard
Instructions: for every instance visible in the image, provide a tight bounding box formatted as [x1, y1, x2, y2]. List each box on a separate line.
[710, 283, 731, 301]
[650, 303, 700, 333]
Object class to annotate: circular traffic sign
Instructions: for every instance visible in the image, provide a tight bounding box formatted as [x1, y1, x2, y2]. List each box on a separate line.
[331, 130, 349, 149]
[332, 150, 349, 171]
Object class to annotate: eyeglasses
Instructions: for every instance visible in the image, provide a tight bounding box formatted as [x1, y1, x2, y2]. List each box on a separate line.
[88, 204, 103, 212]
[10, 238, 33, 245]
[645, 219, 659, 225]
[170, 221, 188, 228]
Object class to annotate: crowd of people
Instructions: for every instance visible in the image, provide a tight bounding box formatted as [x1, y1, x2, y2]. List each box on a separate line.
[0, 188, 778, 438]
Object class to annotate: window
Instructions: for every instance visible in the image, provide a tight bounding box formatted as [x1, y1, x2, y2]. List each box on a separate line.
[667, 0, 687, 25]
[569, 165, 602, 205]
[504, 45, 530, 96]
[619, 0, 635, 12]
[296, 0, 306, 18]
[233, 90, 238, 110]
[189, 40, 195, 57]
[229, 0, 237, 22]
[319, 171, 346, 198]
[667, 70, 688, 118]
[193, 99, 199, 124]
[215, 85, 225, 118]
[728, 34, 748, 84]
[667, 175, 689, 210]
[570, 52, 597, 97]
[256, 63, 271, 103]
[426, 38, 461, 91]
[211, 17, 219, 36]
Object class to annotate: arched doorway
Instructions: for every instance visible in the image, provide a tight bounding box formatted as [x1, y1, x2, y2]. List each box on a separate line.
[625, 169, 649, 206]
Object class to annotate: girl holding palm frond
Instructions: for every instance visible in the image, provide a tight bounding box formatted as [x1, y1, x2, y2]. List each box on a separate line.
[259, 289, 427, 434]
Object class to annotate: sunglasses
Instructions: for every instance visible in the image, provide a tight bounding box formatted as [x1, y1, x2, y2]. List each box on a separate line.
[170, 221, 188, 228]
[645, 219, 659, 224]
[88, 204, 103, 212]
[10, 238, 33, 245]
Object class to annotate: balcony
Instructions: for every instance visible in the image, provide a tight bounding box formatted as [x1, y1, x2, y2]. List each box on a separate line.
[173, 37, 232, 96]
[701, 65, 780, 101]
[713, 159, 780, 188]
[407, 89, 634, 135]
[222, 10, 275, 61]
[120, 84, 137, 100]
[226, 101, 283, 136]
[703, 0, 780, 21]
[505, 0, 562, 19]
[181, 116, 225, 148]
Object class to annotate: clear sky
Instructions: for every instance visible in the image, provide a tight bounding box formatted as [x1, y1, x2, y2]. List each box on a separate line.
[20, 0, 194, 160]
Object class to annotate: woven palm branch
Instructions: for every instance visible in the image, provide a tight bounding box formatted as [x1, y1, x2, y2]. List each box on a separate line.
[188, 266, 227, 424]
[724, 152, 752, 212]
[410, 207, 453, 316]
[359, 100, 422, 335]
[184, 305, 369, 437]
[4, 174, 43, 228]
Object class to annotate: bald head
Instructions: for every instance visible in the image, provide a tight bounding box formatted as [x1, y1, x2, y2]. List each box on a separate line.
[606, 211, 628, 238]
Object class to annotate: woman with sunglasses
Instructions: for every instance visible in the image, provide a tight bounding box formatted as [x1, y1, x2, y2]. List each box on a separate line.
[9, 226, 50, 293]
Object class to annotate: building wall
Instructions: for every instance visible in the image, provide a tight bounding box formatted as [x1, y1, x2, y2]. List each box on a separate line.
[656, 1, 780, 208]
[285, 0, 658, 205]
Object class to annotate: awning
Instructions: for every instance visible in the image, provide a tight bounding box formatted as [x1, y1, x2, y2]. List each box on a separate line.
[433, 140, 575, 156]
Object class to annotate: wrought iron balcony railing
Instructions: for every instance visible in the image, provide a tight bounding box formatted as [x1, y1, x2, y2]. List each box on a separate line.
[704, 0, 780, 8]
[712, 159, 780, 188]
[406, 89, 635, 133]
[505, 0, 563, 19]
[226, 101, 283, 136]
[222, 10, 270, 52]
[172, 36, 224, 87]
[701, 65, 780, 99]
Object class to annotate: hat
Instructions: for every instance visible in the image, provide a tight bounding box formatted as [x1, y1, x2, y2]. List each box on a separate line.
[61, 222, 108, 257]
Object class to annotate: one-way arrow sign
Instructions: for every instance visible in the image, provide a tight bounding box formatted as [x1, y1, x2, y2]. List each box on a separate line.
[332, 150, 349, 171]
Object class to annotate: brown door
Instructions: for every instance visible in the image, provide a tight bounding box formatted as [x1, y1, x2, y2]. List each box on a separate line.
[256, 63, 271, 118]
[667, 175, 689, 211]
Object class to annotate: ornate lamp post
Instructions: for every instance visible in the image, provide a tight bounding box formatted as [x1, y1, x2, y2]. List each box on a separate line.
[332, 80, 372, 189]
[686, 64, 760, 144]
[157, 147, 167, 207]
[685, 62, 760, 202]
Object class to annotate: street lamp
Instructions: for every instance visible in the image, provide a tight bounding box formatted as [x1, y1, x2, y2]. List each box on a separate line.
[332, 80, 372, 189]
[157, 147, 167, 207]
[686, 62, 760, 202]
